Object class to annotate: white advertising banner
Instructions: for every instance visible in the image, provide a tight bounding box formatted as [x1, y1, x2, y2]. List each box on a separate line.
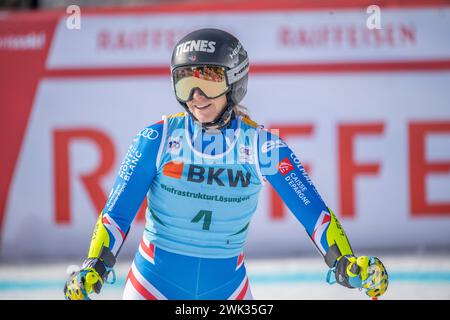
[1, 3, 449, 260]
[46, 8, 450, 68]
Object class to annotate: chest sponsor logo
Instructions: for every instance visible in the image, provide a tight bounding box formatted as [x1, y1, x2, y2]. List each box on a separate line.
[187, 165, 251, 187]
[162, 160, 184, 179]
[163, 161, 251, 187]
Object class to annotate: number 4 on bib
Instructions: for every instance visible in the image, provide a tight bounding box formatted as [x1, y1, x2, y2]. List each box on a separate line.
[191, 210, 213, 230]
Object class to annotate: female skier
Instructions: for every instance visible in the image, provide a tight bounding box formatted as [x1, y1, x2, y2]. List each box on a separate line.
[64, 28, 388, 300]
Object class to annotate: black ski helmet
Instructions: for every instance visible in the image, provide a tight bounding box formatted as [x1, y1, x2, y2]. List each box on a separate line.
[170, 28, 249, 129]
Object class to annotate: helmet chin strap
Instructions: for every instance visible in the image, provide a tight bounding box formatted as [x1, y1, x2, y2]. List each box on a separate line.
[182, 93, 235, 130]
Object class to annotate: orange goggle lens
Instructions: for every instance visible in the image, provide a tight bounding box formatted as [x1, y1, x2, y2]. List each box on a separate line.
[173, 65, 229, 102]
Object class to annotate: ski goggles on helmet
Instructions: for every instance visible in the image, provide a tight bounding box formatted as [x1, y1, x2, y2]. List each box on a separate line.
[172, 57, 249, 103]
[172, 65, 229, 102]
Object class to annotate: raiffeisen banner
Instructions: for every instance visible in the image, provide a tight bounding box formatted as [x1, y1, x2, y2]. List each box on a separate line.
[1, 1, 449, 261]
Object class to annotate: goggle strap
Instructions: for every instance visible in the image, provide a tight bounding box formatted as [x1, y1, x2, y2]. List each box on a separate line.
[227, 57, 250, 84]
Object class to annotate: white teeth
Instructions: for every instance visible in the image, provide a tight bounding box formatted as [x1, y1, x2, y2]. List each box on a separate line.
[195, 104, 211, 110]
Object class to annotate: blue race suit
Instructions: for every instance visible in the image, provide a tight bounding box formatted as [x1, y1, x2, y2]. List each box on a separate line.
[87, 111, 353, 300]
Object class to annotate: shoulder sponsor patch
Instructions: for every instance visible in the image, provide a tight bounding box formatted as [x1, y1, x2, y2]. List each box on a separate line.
[136, 127, 159, 140]
[277, 157, 294, 176]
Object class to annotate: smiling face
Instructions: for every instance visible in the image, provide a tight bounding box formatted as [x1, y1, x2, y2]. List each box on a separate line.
[185, 88, 228, 124]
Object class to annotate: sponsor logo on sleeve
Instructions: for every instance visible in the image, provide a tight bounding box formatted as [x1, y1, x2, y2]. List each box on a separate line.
[277, 157, 294, 176]
[118, 145, 142, 181]
[105, 182, 127, 213]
